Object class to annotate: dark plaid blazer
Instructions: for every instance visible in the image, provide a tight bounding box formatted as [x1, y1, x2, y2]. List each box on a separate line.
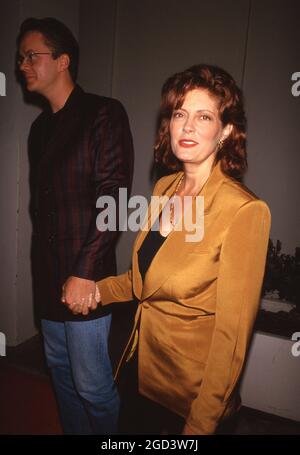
[28, 85, 134, 321]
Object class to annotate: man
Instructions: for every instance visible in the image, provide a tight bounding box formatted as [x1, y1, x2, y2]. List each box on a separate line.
[17, 17, 134, 434]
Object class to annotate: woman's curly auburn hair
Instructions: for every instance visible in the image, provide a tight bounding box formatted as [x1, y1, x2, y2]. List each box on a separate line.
[154, 64, 247, 179]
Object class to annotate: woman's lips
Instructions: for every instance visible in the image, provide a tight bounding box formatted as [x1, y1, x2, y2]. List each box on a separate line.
[178, 139, 198, 148]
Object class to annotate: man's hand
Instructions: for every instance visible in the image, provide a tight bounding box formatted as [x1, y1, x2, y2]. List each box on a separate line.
[61, 276, 99, 315]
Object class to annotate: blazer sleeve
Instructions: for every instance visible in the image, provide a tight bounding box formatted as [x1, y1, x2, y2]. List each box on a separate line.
[71, 99, 134, 280]
[186, 199, 271, 434]
[97, 269, 134, 305]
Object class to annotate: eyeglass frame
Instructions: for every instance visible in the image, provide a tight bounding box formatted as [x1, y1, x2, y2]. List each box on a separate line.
[17, 51, 55, 67]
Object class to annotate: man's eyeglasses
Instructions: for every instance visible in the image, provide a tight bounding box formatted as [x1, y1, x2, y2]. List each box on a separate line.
[17, 51, 53, 66]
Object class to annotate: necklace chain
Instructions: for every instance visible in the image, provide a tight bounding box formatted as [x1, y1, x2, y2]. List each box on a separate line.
[174, 174, 184, 195]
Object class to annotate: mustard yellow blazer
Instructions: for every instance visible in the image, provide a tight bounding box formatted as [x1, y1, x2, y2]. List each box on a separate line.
[98, 160, 271, 434]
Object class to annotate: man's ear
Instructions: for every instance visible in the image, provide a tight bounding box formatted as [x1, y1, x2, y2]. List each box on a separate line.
[58, 53, 70, 73]
[221, 123, 233, 141]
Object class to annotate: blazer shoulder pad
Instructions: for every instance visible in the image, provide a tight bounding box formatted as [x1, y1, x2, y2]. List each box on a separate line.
[83, 93, 125, 113]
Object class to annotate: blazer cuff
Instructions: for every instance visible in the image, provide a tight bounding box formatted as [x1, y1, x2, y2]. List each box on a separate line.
[185, 417, 216, 435]
[186, 399, 227, 435]
[97, 278, 115, 306]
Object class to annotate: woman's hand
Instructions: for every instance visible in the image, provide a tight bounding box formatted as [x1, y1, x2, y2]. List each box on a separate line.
[95, 283, 101, 304]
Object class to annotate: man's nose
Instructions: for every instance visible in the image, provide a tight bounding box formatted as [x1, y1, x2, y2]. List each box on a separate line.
[19, 57, 30, 71]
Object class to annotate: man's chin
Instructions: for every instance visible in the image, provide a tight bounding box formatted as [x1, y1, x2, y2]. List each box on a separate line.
[25, 80, 37, 91]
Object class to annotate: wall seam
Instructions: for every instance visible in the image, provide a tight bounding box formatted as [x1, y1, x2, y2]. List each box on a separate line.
[14, 0, 24, 345]
[241, 0, 252, 89]
[110, 0, 119, 97]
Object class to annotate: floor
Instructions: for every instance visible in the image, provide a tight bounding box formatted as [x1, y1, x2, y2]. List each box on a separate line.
[1, 303, 300, 435]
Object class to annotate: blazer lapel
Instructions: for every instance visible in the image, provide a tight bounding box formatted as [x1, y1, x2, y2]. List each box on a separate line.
[135, 161, 226, 301]
[131, 172, 183, 299]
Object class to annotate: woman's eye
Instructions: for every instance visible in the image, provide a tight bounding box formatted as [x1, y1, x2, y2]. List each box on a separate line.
[173, 111, 184, 118]
[199, 114, 211, 121]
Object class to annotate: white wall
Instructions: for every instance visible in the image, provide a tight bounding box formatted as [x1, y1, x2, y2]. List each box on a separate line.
[243, 0, 300, 256]
[240, 331, 300, 422]
[0, 0, 20, 347]
[77, 0, 117, 96]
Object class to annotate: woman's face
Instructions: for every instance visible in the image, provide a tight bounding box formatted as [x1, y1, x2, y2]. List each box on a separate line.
[169, 88, 231, 168]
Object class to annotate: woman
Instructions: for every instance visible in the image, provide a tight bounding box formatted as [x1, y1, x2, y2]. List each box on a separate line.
[67, 64, 271, 434]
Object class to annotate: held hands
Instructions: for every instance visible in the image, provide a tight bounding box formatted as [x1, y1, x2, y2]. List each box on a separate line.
[61, 276, 101, 315]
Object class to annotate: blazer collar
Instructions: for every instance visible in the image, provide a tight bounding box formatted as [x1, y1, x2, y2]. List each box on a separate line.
[44, 84, 84, 116]
[132, 160, 227, 300]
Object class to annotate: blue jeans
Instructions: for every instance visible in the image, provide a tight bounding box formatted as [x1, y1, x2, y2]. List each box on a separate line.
[41, 316, 119, 435]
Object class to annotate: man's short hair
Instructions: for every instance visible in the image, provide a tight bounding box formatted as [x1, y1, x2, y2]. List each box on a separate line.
[18, 17, 79, 81]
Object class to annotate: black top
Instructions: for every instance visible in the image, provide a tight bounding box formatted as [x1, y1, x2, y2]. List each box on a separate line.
[43, 108, 64, 146]
[138, 227, 167, 282]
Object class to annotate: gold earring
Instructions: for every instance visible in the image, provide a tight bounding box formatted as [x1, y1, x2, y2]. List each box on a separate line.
[218, 139, 224, 149]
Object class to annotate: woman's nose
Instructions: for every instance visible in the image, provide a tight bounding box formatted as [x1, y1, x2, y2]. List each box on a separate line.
[183, 120, 194, 133]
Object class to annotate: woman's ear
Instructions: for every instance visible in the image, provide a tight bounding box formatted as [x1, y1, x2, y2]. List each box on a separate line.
[221, 123, 233, 141]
